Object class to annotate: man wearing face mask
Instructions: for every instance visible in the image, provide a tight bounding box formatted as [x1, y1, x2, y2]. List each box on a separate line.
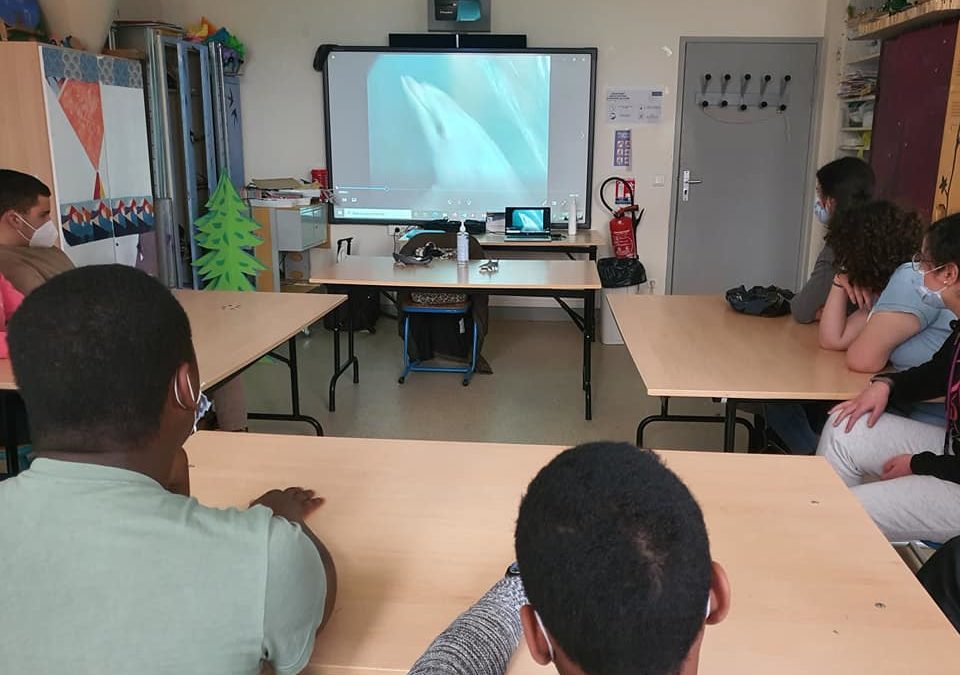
[818, 213, 960, 544]
[0, 169, 249, 433]
[0, 265, 337, 674]
[0, 169, 74, 294]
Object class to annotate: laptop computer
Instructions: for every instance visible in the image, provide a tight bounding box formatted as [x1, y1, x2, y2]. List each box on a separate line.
[504, 207, 552, 241]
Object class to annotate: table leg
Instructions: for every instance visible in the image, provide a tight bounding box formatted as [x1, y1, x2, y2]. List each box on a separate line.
[637, 396, 754, 450]
[248, 337, 324, 436]
[328, 293, 360, 412]
[589, 246, 597, 262]
[723, 398, 737, 452]
[583, 290, 594, 421]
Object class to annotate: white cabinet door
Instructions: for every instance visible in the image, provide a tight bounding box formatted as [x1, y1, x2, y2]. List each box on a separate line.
[40, 46, 155, 270]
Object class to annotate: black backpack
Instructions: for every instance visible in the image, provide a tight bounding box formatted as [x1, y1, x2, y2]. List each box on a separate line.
[725, 285, 795, 317]
[323, 238, 381, 333]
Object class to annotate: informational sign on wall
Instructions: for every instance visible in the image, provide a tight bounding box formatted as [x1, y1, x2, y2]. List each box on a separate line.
[615, 178, 636, 206]
[613, 129, 632, 169]
[605, 87, 664, 124]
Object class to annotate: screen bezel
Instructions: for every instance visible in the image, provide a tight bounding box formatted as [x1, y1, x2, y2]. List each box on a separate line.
[505, 206, 551, 233]
[322, 46, 598, 228]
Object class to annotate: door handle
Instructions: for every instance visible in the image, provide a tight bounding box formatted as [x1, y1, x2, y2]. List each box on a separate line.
[681, 170, 703, 202]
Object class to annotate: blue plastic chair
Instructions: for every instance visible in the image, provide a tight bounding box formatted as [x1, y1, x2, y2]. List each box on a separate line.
[398, 301, 479, 386]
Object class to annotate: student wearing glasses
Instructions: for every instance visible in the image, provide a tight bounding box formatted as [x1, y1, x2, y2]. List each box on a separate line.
[818, 214, 960, 543]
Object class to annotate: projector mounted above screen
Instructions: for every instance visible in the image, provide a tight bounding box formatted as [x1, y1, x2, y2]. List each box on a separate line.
[323, 47, 598, 227]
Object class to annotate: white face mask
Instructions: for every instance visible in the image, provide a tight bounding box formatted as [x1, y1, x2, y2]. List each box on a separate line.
[14, 212, 58, 248]
[534, 596, 712, 664]
[174, 375, 212, 434]
[534, 611, 555, 662]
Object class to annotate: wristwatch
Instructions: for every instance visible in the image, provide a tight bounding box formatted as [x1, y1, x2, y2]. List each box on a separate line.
[869, 375, 894, 390]
[505, 562, 521, 577]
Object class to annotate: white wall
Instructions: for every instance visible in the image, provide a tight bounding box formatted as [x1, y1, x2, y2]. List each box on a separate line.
[118, 0, 831, 293]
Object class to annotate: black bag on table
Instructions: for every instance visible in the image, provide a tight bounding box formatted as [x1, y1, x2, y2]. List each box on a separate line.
[725, 285, 795, 317]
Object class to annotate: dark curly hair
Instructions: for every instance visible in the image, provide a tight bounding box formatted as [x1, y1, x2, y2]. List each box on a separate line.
[826, 200, 923, 293]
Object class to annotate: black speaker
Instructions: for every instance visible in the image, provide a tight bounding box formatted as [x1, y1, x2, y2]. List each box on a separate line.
[458, 34, 527, 49]
[388, 33, 528, 49]
[389, 33, 458, 48]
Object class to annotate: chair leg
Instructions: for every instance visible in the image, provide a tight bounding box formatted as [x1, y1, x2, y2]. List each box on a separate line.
[463, 317, 479, 386]
[399, 314, 412, 384]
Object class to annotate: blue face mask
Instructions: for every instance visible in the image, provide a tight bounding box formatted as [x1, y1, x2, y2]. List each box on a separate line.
[814, 199, 830, 224]
[914, 268, 950, 309]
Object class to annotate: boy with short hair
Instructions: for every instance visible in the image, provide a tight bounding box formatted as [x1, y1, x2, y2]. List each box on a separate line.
[0, 265, 336, 674]
[0, 169, 73, 293]
[515, 442, 730, 675]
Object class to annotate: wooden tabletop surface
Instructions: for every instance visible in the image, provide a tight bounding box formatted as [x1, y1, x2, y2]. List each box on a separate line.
[609, 294, 873, 400]
[475, 230, 606, 249]
[0, 290, 346, 392]
[309, 257, 601, 291]
[174, 289, 345, 388]
[186, 432, 958, 674]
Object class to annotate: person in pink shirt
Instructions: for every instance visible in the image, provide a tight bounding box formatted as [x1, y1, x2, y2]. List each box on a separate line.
[0, 272, 24, 358]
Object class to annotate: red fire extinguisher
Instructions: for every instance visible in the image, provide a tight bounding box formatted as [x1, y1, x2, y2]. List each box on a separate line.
[600, 176, 644, 259]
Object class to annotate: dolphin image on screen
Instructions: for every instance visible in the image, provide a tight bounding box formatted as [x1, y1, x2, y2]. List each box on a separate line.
[400, 75, 525, 204]
[516, 210, 544, 232]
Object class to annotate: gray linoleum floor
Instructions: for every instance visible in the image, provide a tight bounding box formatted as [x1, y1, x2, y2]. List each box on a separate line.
[243, 315, 742, 452]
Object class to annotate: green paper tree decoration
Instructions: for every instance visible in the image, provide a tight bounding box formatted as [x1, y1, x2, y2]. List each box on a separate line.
[192, 173, 266, 291]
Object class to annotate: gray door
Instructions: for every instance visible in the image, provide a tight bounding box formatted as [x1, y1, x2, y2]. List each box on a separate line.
[669, 39, 820, 294]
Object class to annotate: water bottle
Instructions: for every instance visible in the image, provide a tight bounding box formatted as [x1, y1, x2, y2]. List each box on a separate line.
[568, 198, 578, 237]
[457, 223, 469, 265]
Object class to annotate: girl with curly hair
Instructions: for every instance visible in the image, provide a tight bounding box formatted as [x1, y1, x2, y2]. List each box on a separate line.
[769, 203, 956, 455]
[818, 200, 939, 365]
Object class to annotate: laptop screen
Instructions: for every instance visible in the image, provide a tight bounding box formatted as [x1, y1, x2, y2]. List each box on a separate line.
[505, 207, 551, 233]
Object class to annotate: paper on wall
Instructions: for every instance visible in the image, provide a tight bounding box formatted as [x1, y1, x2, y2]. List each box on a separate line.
[605, 87, 664, 124]
[613, 129, 631, 169]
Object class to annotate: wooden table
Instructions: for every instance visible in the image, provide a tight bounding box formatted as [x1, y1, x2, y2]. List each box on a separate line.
[475, 230, 605, 261]
[310, 257, 601, 419]
[0, 290, 346, 477]
[186, 431, 959, 674]
[609, 294, 873, 451]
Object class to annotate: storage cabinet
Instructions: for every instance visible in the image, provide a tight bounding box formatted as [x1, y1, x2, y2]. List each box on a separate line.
[251, 204, 330, 291]
[0, 43, 154, 270]
[275, 205, 328, 252]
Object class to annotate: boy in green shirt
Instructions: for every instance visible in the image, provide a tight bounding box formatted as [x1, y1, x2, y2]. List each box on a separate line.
[0, 264, 336, 674]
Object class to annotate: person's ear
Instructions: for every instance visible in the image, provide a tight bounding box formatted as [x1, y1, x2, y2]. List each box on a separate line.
[705, 561, 731, 626]
[520, 605, 553, 666]
[943, 262, 960, 286]
[172, 362, 196, 411]
[0, 208, 17, 229]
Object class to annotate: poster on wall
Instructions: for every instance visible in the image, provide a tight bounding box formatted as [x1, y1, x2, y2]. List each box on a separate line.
[605, 87, 664, 124]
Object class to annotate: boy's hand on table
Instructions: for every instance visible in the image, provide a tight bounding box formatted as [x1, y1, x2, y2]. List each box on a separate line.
[252, 487, 325, 523]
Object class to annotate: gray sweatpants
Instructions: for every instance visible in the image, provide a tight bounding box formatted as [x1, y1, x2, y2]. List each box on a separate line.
[817, 412, 960, 543]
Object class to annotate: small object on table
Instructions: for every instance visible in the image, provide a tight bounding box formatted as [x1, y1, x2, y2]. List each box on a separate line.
[479, 260, 500, 274]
